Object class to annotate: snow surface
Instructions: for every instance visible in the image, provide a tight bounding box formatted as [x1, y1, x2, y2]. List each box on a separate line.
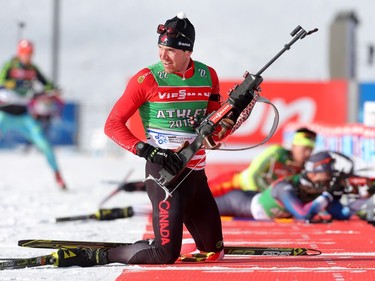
[0, 148, 150, 280]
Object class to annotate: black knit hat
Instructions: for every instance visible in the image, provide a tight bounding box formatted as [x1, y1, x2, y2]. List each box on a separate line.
[304, 151, 335, 173]
[157, 12, 195, 51]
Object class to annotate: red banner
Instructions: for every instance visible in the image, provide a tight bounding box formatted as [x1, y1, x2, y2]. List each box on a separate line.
[220, 80, 347, 144]
[128, 80, 348, 144]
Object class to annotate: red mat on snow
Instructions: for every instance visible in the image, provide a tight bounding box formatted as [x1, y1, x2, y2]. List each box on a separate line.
[116, 217, 375, 281]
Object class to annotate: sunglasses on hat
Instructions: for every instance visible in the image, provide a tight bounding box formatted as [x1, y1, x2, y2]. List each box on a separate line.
[157, 24, 193, 44]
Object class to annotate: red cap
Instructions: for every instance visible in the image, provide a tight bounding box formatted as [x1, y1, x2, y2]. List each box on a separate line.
[17, 39, 34, 56]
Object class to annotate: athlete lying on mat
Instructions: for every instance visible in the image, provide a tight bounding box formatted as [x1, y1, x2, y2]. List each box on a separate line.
[101, 151, 374, 222]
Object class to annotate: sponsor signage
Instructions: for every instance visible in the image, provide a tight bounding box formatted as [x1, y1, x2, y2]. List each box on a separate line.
[128, 80, 348, 144]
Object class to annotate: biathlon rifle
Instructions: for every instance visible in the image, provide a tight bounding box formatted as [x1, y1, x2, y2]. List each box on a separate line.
[330, 171, 375, 198]
[147, 25, 318, 199]
[328, 151, 375, 198]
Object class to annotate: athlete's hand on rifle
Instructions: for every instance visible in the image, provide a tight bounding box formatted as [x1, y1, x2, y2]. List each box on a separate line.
[354, 179, 375, 198]
[215, 117, 235, 140]
[326, 177, 345, 200]
[188, 115, 234, 148]
[136, 142, 183, 175]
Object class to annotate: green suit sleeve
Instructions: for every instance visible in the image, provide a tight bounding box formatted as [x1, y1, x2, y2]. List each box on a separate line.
[0, 61, 13, 87]
[240, 145, 284, 192]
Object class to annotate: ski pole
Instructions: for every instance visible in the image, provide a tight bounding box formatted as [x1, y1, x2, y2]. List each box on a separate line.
[55, 207, 134, 222]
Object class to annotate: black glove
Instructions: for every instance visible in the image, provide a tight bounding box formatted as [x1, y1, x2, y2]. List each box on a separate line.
[326, 178, 345, 200]
[367, 182, 375, 196]
[136, 142, 183, 175]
